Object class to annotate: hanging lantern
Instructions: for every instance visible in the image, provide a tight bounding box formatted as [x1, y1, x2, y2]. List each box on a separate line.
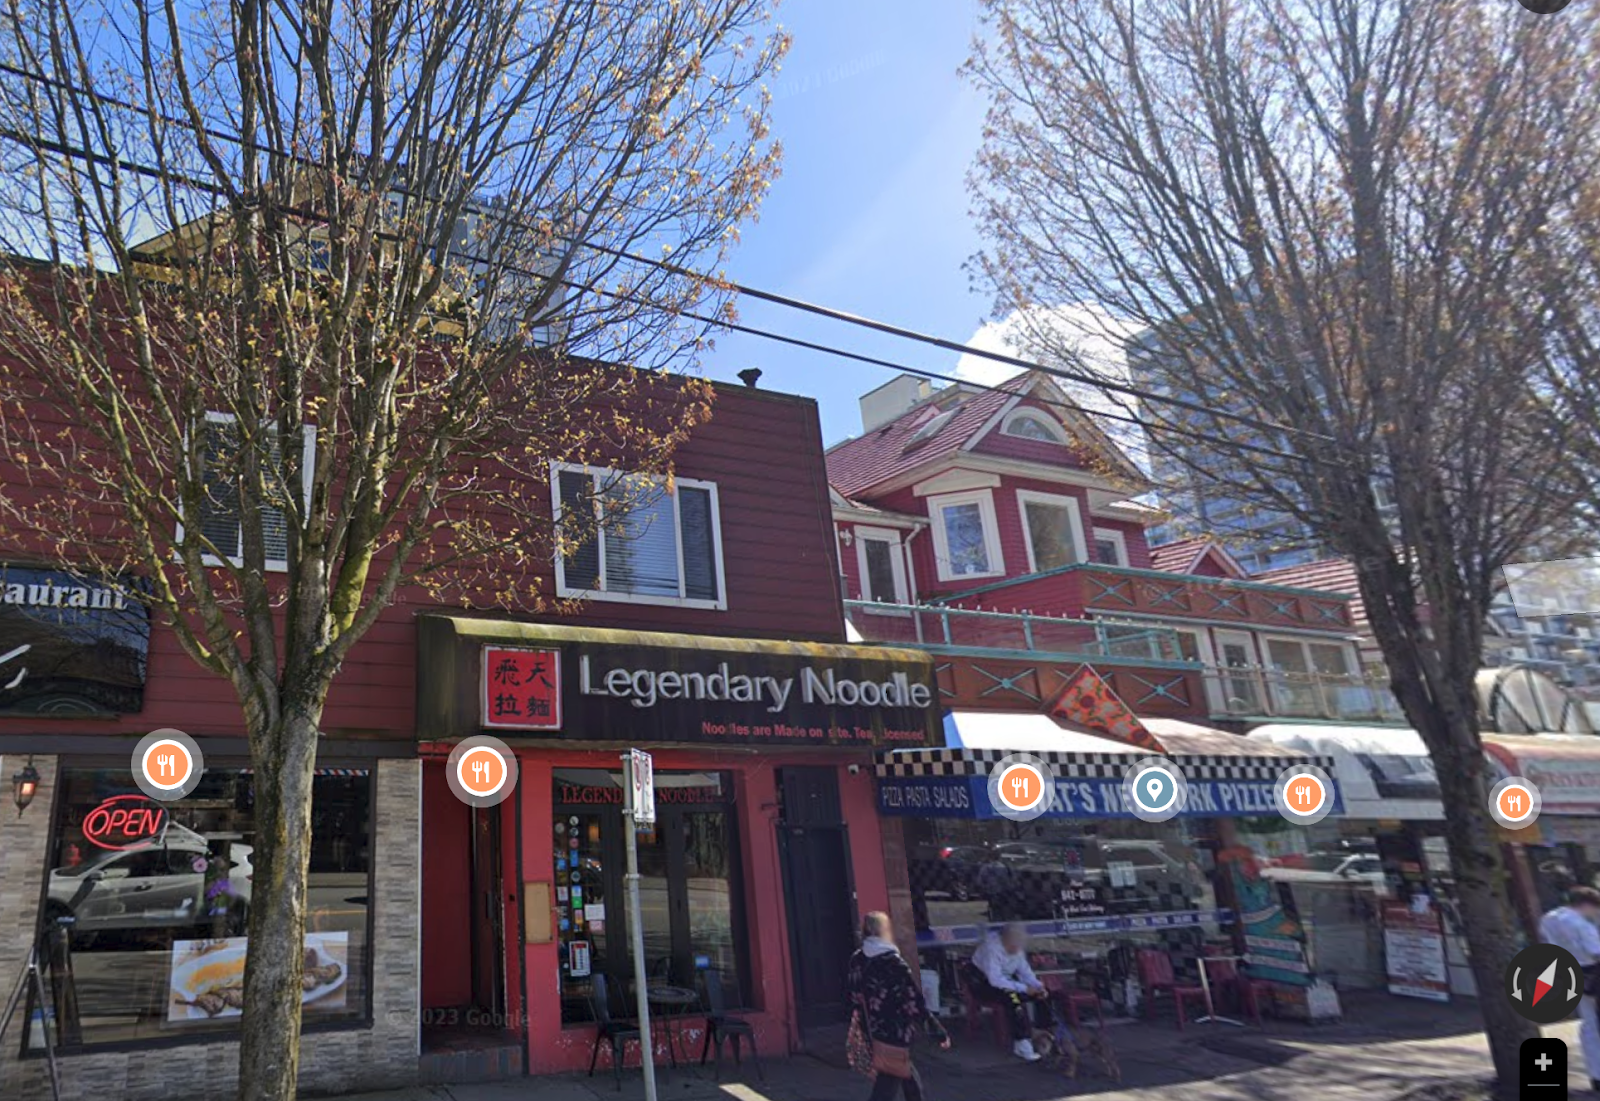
[12, 758, 40, 815]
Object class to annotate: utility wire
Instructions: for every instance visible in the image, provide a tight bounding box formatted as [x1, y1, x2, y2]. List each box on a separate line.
[0, 127, 1366, 483]
[0, 59, 1341, 448]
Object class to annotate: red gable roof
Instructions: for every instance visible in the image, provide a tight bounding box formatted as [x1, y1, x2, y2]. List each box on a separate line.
[825, 377, 1028, 498]
[1148, 537, 1247, 579]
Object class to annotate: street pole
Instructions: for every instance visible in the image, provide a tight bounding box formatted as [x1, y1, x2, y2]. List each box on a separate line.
[622, 753, 658, 1101]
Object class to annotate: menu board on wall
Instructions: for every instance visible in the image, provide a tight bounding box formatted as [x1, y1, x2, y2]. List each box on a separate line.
[1382, 903, 1450, 1002]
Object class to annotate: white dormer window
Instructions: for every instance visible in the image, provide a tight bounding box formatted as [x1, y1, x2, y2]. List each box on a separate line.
[1001, 408, 1069, 444]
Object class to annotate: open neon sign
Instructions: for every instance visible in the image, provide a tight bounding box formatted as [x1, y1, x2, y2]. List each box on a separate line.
[82, 793, 166, 850]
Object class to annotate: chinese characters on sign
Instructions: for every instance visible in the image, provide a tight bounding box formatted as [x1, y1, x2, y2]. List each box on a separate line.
[480, 647, 562, 731]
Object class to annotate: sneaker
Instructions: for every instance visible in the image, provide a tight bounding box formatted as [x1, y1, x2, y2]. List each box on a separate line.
[1013, 1038, 1041, 1062]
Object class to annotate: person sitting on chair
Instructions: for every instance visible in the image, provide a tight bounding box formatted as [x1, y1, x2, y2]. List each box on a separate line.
[969, 922, 1049, 1062]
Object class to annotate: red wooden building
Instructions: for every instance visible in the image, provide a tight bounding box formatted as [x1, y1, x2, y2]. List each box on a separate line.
[0, 367, 940, 1099]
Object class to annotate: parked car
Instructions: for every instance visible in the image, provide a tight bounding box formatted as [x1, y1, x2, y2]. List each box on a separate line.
[46, 825, 252, 936]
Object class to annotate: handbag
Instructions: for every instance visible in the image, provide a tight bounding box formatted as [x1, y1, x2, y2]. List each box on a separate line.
[846, 1009, 874, 1077]
[870, 1039, 913, 1079]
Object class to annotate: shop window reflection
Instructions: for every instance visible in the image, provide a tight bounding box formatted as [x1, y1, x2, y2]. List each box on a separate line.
[31, 767, 373, 1050]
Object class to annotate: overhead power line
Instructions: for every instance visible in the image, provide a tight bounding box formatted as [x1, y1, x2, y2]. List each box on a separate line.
[0, 59, 1340, 450]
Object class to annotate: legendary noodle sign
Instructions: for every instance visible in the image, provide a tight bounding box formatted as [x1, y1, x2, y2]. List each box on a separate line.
[83, 793, 167, 850]
[416, 615, 941, 748]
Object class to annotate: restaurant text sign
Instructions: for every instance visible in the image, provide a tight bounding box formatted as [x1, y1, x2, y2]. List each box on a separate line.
[476, 638, 937, 748]
[0, 564, 150, 715]
[877, 774, 1344, 820]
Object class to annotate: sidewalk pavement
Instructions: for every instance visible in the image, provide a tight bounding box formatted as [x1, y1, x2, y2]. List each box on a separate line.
[315, 995, 1586, 1101]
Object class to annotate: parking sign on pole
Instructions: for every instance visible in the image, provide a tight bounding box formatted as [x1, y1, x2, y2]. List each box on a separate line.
[629, 748, 656, 826]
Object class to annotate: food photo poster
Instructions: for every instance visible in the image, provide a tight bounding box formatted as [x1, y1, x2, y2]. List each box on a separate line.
[166, 931, 349, 1025]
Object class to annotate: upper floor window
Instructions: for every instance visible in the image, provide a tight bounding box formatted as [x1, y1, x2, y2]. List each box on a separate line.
[927, 490, 1004, 581]
[855, 527, 909, 604]
[192, 412, 313, 571]
[553, 464, 725, 609]
[1091, 527, 1130, 568]
[1001, 409, 1068, 444]
[1017, 490, 1087, 573]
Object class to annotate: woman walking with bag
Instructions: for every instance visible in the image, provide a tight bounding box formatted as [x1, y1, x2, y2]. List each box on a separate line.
[847, 912, 951, 1100]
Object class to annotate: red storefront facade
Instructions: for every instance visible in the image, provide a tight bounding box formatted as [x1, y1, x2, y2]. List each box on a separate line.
[414, 618, 939, 1075]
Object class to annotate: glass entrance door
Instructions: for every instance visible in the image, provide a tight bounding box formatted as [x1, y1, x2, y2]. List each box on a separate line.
[553, 770, 747, 1022]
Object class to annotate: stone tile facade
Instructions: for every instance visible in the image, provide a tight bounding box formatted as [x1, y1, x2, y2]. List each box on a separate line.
[0, 755, 421, 1101]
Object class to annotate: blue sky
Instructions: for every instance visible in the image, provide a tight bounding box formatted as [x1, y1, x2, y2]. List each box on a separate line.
[701, 1, 993, 447]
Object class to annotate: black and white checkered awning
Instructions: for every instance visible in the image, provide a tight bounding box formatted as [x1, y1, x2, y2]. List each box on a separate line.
[875, 746, 1335, 782]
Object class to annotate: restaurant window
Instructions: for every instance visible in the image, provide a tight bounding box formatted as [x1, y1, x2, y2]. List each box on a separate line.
[553, 464, 725, 609]
[906, 817, 1214, 935]
[553, 770, 746, 1025]
[29, 766, 373, 1050]
[904, 816, 1219, 1016]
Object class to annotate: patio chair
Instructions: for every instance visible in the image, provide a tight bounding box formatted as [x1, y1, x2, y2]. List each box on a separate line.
[587, 973, 643, 1090]
[1135, 949, 1207, 1030]
[957, 961, 1013, 1047]
[1201, 955, 1266, 1026]
[699, 969, 763, 1081]
[1040, 972, 1104, 1027]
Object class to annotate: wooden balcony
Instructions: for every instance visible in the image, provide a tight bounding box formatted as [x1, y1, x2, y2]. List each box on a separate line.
[846, 601, 1402, 726]
[845, 600, 1207, 718]
[937, 563, 1355, 632]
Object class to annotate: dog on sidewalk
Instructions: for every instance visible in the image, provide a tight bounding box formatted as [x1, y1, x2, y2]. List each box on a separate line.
[1031, 1006, 1121, 1083]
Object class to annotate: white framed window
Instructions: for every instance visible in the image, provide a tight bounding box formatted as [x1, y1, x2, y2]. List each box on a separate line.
[1263, 636, 1356, 717]
[552, 463, 726, 609]
[186, 411, 314, 571]
[1017, 489, 1087, 574]
[927, 489, 1004, 581]
[1091, 527, 1130, 568]
[1263, 637, 1353, 677]
[1001, 408, 1068, 443]
[854, 526, 910, 605]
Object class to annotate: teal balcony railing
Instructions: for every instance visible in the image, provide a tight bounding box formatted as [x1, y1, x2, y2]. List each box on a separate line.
[844, 600, 1189, 665]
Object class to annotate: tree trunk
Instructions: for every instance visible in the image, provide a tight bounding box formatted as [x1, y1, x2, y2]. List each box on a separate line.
[237, 705, 322, 1101]
[1424, 708, 1536, 1091]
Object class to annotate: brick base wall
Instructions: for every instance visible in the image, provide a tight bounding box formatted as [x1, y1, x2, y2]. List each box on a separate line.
[0, 755, 421, 1101]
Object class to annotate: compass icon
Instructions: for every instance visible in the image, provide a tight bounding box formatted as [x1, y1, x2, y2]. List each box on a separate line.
[1504, 943, 1585, 1024]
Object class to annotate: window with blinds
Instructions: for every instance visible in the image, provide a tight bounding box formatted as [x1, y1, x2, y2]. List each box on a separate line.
[554, 465, 724, 607]
[195, 414, 304, 567]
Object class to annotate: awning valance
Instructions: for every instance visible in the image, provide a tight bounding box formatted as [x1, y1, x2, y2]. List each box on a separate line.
[876, 710, 1338, 820]
[1483, 734, 1600, 814]
[1248, 724, 1441, 821]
